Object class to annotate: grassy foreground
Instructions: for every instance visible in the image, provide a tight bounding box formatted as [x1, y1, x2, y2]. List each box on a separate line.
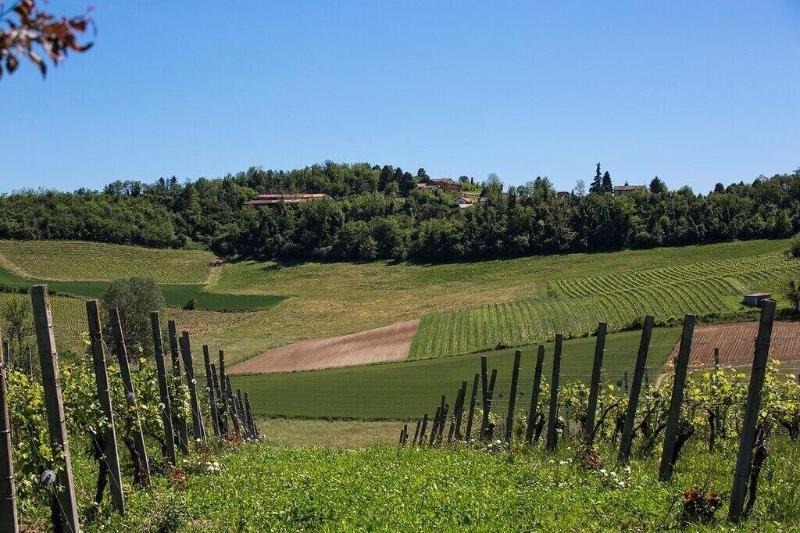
[233, 328, 680, 419]
[25, 437, 799, 531]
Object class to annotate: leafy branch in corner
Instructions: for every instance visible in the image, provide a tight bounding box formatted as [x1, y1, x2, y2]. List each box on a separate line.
[0, 0, 94, 78]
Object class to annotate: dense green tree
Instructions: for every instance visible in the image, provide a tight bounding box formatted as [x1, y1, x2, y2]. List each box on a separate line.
[101, 278, 165, 356]
[601, 171, 613, 193]
[589, 163, 603, 194]
[649, 177, 667, 194]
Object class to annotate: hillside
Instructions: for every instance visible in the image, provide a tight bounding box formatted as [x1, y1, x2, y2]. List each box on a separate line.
[0, 238, 796, 368]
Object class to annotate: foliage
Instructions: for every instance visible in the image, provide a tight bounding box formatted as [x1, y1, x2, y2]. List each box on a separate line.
[1, 295, 31, 353]
[1, 163, 799, 264]
[101, 278, 165, 355]
[788, 233, 800, 258]
[786, 279, 800, 312]
[0, 0, 93, 79]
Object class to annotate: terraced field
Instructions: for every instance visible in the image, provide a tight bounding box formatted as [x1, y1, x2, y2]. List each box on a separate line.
[410, 251, 800, 359]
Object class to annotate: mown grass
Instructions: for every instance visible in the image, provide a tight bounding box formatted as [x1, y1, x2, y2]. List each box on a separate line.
[0, 240, 213, 283]
[233, 328, 680, 419]
[22, 436, 799, 531]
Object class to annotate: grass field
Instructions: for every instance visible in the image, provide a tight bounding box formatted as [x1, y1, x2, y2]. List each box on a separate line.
[20, 436, 799, 530]
[232, 327, 680, 419]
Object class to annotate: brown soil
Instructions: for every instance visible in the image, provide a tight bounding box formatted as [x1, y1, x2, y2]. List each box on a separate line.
[228, 319, 419, 374]
[667, 321, 800, 368]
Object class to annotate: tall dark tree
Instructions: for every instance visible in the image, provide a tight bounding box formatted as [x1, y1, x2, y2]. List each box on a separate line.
[589, 163, 603, 194]
[417, 168, 430, 183]
[601, 171, 613, 193]
[649, 176, 667, 194]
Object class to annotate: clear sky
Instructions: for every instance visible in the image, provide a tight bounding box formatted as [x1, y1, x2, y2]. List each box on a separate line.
[2, 0, 799, 194]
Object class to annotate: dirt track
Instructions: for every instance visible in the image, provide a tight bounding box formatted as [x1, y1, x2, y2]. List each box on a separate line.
[667, 321, 800, 368]
[228, 320, 419, 374]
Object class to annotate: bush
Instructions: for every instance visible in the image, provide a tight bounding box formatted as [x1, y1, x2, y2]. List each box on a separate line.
[101, 277, 165, 356]
[183, 297, 198, 310]
[789, 233, 800, 258]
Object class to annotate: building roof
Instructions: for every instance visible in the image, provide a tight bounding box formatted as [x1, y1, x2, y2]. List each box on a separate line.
[744, 292, 772, 298]
[246, 193, 330, 205]
[613, 185, 646, 192]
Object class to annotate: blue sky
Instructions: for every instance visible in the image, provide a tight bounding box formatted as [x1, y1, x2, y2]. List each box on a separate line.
[2, 1, 799, 193]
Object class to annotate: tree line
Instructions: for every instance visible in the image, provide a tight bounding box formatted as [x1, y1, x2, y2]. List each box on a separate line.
[1, 162, 799, 263]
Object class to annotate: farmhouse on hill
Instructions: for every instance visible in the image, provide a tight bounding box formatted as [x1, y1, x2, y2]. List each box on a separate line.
[612, 184, 646, 196]
[246, 193, 330, 206]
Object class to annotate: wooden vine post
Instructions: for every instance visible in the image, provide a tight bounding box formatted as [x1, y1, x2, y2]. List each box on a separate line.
[85, 301, 126, 514]
[31, 286, 80, 532]
[618, 315, 654, 463]
[179, 332, 205, 440]
[658, 315, 695, 481]
[504, 350, 522, 443]
[419, 413, 428, 444]
[217, 349, 229, 435]
[464, 373, 479, 442]
[0, 351, 20, 533]
[412, 418, 421, 444]
[150, 312, 177, 466]
[109, 307, 151, 486]
[729, 300, 776, 522]
[167, 321, 189, 453]
[202, 346, 221, 437]
[584, 323, 607, 443]
[453, 380, 467, 440]
[210, 364, 227, 436]
[224, 376, 241, 437]
[478, 357, 489, 440]
[545, 335, 563, 452]
[244, 392, 257, 438]
[1, 339, 9, 369]
[525, 345, 545, 444]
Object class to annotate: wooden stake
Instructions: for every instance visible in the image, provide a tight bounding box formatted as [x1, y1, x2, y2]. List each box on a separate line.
[658, 315, 695, 480]
[479, 357, 489, 439]
[429, 407, 441, 446]
[149, 312, 177, 466]
[31, 286, 80, 532]
[210, 364, 227, 436]
[584, 323, 607, 443]
[167, 321, 189, 454]
[217, 349, 229, 435]
[244, 392, 257, 438]
[86, 301, 125, 514]
[545, 335, 563, 452]
[0, 360, 20, 533]
[504, 350, 522, 443]
[729, 300, 776, 522]
[453, 380, 467, 440]
[202, 346, 221, 437]
[412, 418, 421, 445]
[464, 373, 479, 442]
[224, 375, 241, 437]
[109, 307, 151, 486]
[618, 315, 654, 463]
[179, 332, 205, 440]
[1, 340, 9, 369]
[419, 413, 428, 444]
[526, 345, 545, 444]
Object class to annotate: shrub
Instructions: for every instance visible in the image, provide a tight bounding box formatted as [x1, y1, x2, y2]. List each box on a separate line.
[183, 297, 198, 310]
[101, 277, 165, 355]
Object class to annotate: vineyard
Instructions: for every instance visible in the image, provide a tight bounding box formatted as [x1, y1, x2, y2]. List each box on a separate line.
[410, 251, 800, 359]
[2, 287, 799, 529]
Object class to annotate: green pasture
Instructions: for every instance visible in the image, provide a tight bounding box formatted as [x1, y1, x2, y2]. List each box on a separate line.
[233, 327, 680, 420]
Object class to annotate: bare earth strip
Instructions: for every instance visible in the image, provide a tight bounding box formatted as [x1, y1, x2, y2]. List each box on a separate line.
[666, 321, 800, 369]
[228, 319, 419, 374]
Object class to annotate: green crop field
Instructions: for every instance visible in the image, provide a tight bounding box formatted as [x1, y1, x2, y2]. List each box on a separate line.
[232, 328, 680, 419]
[410, 250, 800, 359]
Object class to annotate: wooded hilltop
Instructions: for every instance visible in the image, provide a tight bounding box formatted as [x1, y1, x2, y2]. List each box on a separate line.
[2, 163, 798, 263]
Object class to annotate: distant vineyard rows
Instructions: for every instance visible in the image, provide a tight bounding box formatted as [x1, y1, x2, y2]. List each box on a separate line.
[410, 252, 800, 359]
